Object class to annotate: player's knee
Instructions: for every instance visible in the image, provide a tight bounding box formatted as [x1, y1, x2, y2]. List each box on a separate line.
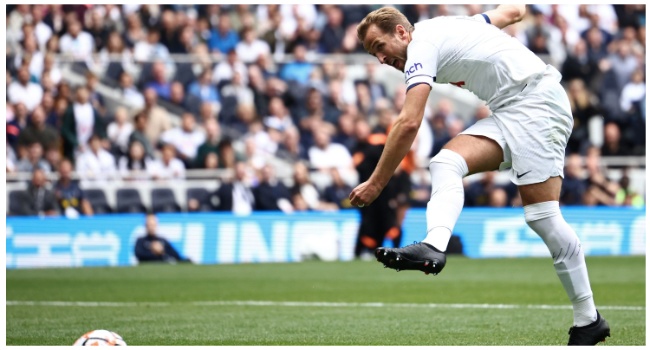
[430, 149, 469, 177]
[524, 200, 561, 224]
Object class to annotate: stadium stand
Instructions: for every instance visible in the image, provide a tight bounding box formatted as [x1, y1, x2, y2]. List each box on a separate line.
[5, 4, 646, 216]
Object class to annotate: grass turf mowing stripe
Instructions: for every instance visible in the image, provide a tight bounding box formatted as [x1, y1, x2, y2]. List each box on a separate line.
[7, 300, 645, 311]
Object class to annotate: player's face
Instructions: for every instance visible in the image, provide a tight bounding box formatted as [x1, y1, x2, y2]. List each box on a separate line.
[363, 24, 410, 72]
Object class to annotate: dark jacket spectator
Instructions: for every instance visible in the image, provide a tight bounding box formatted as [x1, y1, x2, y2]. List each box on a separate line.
[252, 164, 292, 211]
[60, 86, 106, 162]
[14, 168, 59, 216]
[135, 213, 191, 263]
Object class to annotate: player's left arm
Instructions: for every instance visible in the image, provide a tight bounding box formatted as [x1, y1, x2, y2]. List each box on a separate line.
[481, 4, 527, 29]
[369, 84, 430, 189]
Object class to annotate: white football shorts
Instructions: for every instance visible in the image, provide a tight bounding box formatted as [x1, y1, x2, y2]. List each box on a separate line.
[460, 65, 573, 186]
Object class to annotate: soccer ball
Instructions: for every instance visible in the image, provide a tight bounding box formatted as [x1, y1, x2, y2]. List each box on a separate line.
[73, 330, 127, 346]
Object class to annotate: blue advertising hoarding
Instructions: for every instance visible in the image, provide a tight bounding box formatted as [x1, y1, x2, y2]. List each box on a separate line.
[5, 207, 645, 268]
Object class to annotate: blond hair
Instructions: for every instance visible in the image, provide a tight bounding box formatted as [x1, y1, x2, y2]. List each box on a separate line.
[356, 7, 414, 45]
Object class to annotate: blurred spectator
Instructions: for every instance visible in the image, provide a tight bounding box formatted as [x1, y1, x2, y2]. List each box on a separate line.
[583, 146, 619, 206]
[31, 5, 53, 51]
[59, 18, 94, 60]
[118, 71, 145, 109]
[279, 44, 313, 85]
[465, 172, 499, 207]
[620, 69, 645, 113]
[560, 154, 588, 205]
[97, 32, 137, 83]
[61, 86, 106, 160]
[48, 97, 68, 129]
[488, 188, 509, 208]
[134, 29, 172, 63]
[187, 69, 221, 110]
[263, 96, 294, 133]
[212, 161, 255, 214]
[43, 5, 66, 37]
[16, 142, 52, 174]
[7, 102, 29, 151]
[142, 88, 172, 148]
[54, 158, 93, 217]
[13, 168, 59, 216]
[17, 106, 59, 152]
[212, 49, 248, 87]
[123, 13, 146, 48]
[561, 39, 599, 86]
[14, 34, 44, 80]
[308, 127, 353, 172]
[566, 79, 600, 154]
[167, 81, 201, 116]
[194, 118, 221, 168]
[144, 60, 172, 100]
[8, 65, 43, 112]
[135, 213, 191, 263]
[42, 53, 63, 86]
[615, 170, 645, 207]
[209, 13, 239, 54]
[154, 143, 186, 180]
[217, 139, 238, 170]
[276, 125, 307, 162]
[252, 164, 293, 212]
[118, 139, 157, 181]
[160, 112, 206, 167]
[128, 111, 155, 158]
[291, 161, 338, 211]
[220, 71, 255, 106]
[235, 27, 271, 64]
[86, 6, 112, 52]
[75, 133, 118, 184]
[601, 122, 629, 156]
[107, 107, 134, 157]
[85, 72, 106, 114]
[603, 40, 639, 96]
[320, 6, 345, 53]
[323, 167, 353, 209]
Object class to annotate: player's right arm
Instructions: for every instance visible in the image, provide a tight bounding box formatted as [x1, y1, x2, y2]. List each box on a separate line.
[482, 4, 527, 29]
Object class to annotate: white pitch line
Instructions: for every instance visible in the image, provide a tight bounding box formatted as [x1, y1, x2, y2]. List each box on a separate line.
[5, 300, 645, 311]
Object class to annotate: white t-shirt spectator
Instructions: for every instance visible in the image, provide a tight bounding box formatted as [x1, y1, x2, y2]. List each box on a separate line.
[107, 121, 134, 154]
[59, 31, 95, 59]
[212, 61, 248, 86]
[7, 81, 43, 112]
[73, 102, 95, 152]
[235, 40, 271, 64]
[160, 128, 206, 159]
[152, 158, 186, 179]
[75, 149, 118, 183]
[14, 51, 44, 79]
[308, 142, 353, 170]
[620, 81, 646, 112]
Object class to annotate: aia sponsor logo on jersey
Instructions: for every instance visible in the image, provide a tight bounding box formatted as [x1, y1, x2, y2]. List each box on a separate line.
[405, 62, 423, 76]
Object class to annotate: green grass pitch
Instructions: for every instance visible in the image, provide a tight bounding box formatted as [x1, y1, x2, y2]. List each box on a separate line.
[6, 256, 645, 345]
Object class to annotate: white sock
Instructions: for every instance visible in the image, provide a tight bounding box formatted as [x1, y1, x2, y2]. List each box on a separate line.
[422, 149, 468, 252]
[525, 201, 598, 327]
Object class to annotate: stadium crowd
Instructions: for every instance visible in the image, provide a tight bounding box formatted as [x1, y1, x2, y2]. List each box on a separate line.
[5, 4, 646, 216]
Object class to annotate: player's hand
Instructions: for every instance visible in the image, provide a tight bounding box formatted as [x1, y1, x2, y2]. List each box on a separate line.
[349, 180, 383, 208]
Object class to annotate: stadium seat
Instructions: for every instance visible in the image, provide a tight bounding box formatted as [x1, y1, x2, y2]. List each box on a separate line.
[8, 190, 28, 216]
[151, 188, 181, 213]
[116, 188, 147, 213]
[83, 189, 113, 214]
[186, 188, 213, 212]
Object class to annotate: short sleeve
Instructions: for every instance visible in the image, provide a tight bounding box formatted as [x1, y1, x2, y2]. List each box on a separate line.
[403, 40, 438, 91]
[471, 13, 491, 24]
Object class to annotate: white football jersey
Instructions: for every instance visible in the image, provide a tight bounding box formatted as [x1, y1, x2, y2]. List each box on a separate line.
[404, 14, 547, 109]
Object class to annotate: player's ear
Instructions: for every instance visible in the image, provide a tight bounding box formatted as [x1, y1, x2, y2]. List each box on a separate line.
[396, 25, 408, 40]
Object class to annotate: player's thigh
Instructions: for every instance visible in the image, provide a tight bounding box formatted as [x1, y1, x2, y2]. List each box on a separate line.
[518, 176, 562, 206]
[443, 134, 504, 175]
